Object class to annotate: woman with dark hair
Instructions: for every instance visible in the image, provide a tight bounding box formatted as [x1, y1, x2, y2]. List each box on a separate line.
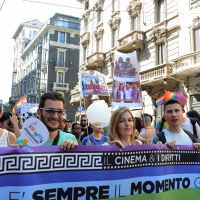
[72, 123, 82, 145]
[187, 110, 200, 126]
[0, 112, 21, 138]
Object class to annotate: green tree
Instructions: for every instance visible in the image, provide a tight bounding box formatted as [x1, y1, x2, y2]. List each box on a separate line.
[2, 102, 11, 112]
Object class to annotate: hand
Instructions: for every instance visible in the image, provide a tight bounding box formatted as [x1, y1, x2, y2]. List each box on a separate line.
[9, 115, 19, 126]
[9, 144, 23, 148]
[60, 140, 77, 151]
[193, 143, 200, 151]
[86, 138, 91, 145]
[110, 140, 124, 148]
[166, 140, 176, 149]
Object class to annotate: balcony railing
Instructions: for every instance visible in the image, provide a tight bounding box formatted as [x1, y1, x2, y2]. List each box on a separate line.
[49, 19, 80, 30]
[140, 63, 173, 86]
[70, 91, 81, 103]
[86, 52, 105, 68]
[117, 30, 144, 52]
[171, 50, 200, 76]
[80, 32, 90, 45]
[52, 82, 69, 92]
[28, 88, 36, 96]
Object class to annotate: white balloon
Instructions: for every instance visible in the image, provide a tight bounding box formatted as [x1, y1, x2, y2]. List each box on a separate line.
[29, 107, 38, 113]
[87, 103, 111, 128]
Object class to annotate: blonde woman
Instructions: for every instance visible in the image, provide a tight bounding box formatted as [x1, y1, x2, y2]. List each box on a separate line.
[106, 107, 142, 148]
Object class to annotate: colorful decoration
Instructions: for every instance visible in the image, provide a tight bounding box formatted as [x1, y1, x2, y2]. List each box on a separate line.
[12, 95, 27, 114]
[156, 91, 187, 107]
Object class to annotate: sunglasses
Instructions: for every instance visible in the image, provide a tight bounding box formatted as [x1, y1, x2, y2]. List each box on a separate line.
[28, 112, 37, 117]
[81, 120, 87, 122]
[40, 108, 66, 116]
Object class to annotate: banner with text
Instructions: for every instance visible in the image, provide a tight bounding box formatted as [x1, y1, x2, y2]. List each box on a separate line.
[1, 145, 200, 200]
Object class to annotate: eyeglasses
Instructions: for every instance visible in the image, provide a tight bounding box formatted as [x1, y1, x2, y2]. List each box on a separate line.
[40, 108, 66, 116]
[81, 120, 86, 122]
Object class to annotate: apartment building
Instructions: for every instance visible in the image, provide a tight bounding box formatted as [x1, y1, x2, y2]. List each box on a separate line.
[72, 0, 200, 119]
[9, 13, 80, 119]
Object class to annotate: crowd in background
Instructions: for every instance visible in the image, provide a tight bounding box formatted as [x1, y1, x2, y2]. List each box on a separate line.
[0, 91, 200, 151]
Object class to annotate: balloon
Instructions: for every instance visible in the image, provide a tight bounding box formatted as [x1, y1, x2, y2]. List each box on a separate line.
[86, 103, 111, 128]
[29, 106, 38, 113]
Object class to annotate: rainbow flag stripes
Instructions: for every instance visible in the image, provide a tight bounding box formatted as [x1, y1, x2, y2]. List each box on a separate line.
[156, 91, 187, 107]
[12, 95, 27, 114]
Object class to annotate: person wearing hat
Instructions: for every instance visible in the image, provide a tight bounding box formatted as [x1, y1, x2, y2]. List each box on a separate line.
[154, 91, 200, 142]
[151, 99, 200, 151]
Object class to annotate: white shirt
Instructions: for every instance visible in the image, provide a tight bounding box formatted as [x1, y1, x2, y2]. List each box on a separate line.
[124, 88, 132, 100]
[164, 129, 192, 145]
[181, 117, 200, 142]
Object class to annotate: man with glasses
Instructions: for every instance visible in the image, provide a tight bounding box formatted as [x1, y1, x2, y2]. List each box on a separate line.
[16, 91, 77, 150]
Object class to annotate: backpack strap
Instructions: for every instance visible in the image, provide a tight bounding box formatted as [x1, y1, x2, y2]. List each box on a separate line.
[189, 118, 198, 138]
[156, 131, 166, 144]
[183, 129, 195, 143]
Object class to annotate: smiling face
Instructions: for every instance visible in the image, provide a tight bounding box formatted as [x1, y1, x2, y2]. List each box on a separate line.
[37, 100, 64, 132]
[117, 111, 134, 139]
[164, 103, 183, 128]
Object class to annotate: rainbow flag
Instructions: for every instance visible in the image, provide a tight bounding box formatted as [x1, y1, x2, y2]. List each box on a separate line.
[155, 94, 165, 107]
[12, 104, 17, 114]
[13, 95, 27, 114]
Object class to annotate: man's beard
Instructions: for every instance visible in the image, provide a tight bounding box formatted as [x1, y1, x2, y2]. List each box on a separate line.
[81, 123, 87, 127]
[40, 114, 61, 132]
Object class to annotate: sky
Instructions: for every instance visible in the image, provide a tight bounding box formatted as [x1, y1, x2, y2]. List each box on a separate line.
[0, 0, 83, 103]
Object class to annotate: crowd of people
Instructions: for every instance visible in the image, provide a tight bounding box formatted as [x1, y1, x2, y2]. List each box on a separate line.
[0, 91, 200, 151]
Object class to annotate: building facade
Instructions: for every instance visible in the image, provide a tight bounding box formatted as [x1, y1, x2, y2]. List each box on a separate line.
[9, 13, 80, 119]
[72, 0, 200, 119]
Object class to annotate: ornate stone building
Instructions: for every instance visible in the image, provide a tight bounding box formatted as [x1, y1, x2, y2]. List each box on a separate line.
[72, 0, 200, 119]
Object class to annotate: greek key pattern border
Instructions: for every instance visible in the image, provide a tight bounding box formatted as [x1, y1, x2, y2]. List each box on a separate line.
[0, 153, 103, 175]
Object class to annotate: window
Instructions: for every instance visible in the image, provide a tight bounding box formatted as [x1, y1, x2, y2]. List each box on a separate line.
[83, 47, 87, 62]
[97, 9, 102, 23]
[194, 28, 200, 51]
[29, 30, 32, 38]
[157, 0, 164, 23]
[157, 43, 166, 65]
[59, 32, 65, 43]
[112, 29, 118, 47]
[22, 29, 25, 36]
[58, 51, 65, 67]
[97, 39, 101, 51]
[84, 19, 88, 31]
[112, 0, 118, 12]
[58, 72, 64, 83]
[33, 31, 37, 38]
[132, 16, 138, 30]
[43, 52, 47, 64]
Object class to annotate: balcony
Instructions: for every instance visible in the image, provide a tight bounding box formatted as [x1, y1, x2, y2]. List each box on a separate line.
[40, 83, 46, 92]
[140, 63, 175, 87]
[80, 32, 90, 46]
[28, 88, 37, 96]
[52, 82, 69, 92]
[41, 62, 48, 74]
[171, 50, 200, 77]
[49, 18, 80, 30]
[55, 61, 69, 72]
[70, 91, 81, 105]
[117, 30, 144, 52]
[86, 52, 105, 68]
